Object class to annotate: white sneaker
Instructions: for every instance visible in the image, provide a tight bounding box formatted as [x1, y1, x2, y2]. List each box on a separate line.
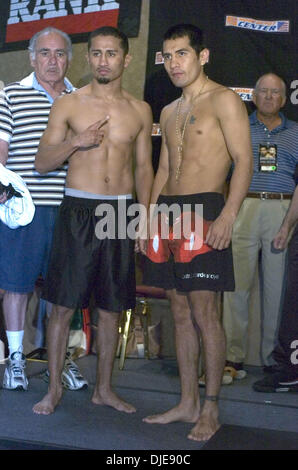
[44, 352, 88, 391]
[62, 352, 88, 391]
[3, 351, 28, 391]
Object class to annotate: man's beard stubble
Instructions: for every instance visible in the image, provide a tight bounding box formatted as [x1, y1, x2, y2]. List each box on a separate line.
[97, 77, 110, 84]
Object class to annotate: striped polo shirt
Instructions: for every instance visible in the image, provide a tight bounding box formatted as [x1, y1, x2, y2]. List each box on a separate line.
[0, 72, 73, 206]
[248, 111, 298, 194]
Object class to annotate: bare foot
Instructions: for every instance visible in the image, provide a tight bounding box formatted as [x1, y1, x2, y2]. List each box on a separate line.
[187, 407, 220, 441]
[92, 389, 136, 413]
[33, 390, 62, 415]
[143, 402, 200, 424]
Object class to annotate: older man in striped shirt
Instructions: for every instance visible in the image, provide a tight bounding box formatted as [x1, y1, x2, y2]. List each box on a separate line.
[0, 27, 87, 392]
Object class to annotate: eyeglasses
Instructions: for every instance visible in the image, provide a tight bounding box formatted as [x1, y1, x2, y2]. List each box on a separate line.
[256, 88, 283, 96]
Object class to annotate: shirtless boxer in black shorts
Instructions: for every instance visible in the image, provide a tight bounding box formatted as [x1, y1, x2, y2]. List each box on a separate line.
[140, 24, 253, 441]
[42, 191, 136, 312]
[33, 27, 153, 415]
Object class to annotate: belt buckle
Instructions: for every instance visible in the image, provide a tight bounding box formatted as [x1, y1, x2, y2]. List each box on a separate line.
[260, 192, 268, 200]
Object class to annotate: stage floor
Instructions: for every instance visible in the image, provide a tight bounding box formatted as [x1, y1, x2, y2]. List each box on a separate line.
[0, 355, 297, 451]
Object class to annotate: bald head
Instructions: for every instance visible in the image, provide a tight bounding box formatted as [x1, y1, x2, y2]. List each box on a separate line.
[254, 73, 286, 98]
[253, 73, 286, 117]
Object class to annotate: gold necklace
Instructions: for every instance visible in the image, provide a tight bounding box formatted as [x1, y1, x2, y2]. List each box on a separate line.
[175, 76, 208, 182]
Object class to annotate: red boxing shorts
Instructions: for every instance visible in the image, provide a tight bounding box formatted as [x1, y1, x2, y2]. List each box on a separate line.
[143, 192, 235, 292]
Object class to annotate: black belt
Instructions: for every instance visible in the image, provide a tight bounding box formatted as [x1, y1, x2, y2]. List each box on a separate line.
[247, 192, 292, 200]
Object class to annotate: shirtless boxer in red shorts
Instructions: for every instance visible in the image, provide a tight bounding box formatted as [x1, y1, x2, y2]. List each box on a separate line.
[141, 24, 253, 441]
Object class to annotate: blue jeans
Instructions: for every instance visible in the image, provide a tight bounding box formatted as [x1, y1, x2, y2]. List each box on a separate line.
[0, 206, 58, 293]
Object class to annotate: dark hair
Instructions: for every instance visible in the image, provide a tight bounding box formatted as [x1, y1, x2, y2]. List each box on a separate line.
[163, 24, 205, 57]
[88, 26, 129, 55]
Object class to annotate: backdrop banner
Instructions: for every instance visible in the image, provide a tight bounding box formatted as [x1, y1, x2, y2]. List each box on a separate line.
[0, 0, 142, 52]
[145, 0, 297, 128]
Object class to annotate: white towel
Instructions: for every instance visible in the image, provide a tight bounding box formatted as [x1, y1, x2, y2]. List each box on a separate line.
[0, 163, 35, 229]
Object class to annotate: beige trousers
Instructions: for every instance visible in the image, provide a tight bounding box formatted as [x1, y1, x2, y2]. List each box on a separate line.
[223, 197, 290, 366]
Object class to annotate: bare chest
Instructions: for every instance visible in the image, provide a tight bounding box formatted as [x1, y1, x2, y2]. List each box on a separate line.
[166, 104, 216, 152]
[69, 99, 142, 145]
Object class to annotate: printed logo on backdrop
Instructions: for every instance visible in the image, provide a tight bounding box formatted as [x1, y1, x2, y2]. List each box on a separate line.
[155, 51, 164, 65]
[0, 0, 141, 52]
[290, 340, 298, 365]
[225, 16, 290, 33]
[230, 88, 253, 102]
[290, 80, 298, 105]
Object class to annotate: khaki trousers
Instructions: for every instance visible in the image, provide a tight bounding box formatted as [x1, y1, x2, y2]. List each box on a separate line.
[223, 197, 290, 366]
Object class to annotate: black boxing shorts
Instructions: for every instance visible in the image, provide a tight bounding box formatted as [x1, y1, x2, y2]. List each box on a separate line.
[42, 192, 136, 313]
[143, 192, 235, 292]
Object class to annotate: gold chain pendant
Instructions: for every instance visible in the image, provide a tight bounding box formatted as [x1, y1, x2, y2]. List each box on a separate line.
[175, 76, 208, 182]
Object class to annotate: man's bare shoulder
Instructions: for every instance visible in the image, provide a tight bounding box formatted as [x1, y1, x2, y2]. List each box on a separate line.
[122, 90, 153, 124]
[206, 81, 249, 134]
[123, 90, 151, 112]
[53, 85, 92, 111]
[73, 84, 92, 96]
[209, 82, 244, 109]
[135, 98, 152, 116]
[54, 88, 80, 105]
[160, 99, 179, 121]
[62, 85, 92, 102]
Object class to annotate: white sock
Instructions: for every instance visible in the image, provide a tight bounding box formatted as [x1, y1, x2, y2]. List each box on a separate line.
[6, 330, 24, 356]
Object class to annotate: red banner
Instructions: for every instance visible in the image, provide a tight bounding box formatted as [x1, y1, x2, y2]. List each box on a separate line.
[0, 1, 141, 52]
[6, 10, 119, 42]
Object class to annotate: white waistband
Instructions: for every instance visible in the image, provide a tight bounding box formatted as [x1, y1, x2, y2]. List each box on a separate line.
[65, 188, 133, 200]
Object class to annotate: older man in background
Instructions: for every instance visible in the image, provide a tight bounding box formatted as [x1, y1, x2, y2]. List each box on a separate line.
[0, 27, 87, 391]
[222, 73, 298, 382]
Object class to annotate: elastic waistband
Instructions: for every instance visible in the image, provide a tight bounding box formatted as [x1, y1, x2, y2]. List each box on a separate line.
[247, 192, 292, 200]
[65, 188, 133, 200]
[159, 192, 223, 200]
